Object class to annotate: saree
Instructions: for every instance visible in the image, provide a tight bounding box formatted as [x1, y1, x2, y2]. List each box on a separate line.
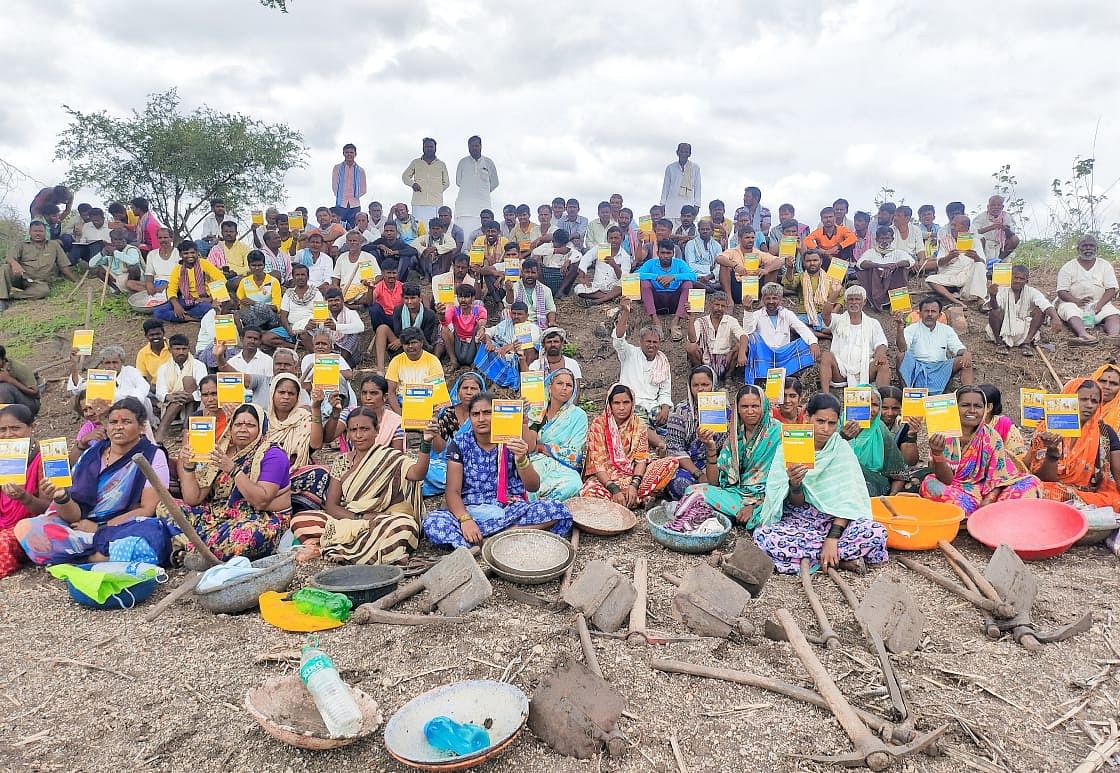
[1028, 377, 1120, 509]
[527, 369, 588, 501]
[1092, 364, 1120, 432]
[15, 439, 170, 566]
[291, 445, 423, 565]
[849, 415, 907, 496]
[919, 423, 1040, 515]
[422, 372, 485, 496]
[664, 369, 728, 500]
[0, 452, 41, 578]
[581, 400, 677, 500]
[692, 388, 780, 527]
[267, 373, 315, 468]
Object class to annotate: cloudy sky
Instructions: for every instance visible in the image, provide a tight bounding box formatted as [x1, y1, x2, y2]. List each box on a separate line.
[2, 0, 1117, 237]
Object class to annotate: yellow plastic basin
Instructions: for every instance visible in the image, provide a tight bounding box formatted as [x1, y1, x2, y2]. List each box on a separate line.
[871, 495, 965, 551]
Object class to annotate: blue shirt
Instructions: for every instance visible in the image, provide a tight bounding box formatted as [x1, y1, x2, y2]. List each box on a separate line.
[637, 258, 696, 292]
[683, 236, 721, 277]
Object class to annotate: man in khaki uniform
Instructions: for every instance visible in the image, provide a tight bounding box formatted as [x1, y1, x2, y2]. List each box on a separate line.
[0, 221, 78, 311]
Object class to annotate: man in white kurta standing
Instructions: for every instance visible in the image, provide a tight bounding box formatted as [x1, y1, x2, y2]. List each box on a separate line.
[402, 137, 450, 225]
[453, 135, 499, 235]
[660, 143, 701, 224]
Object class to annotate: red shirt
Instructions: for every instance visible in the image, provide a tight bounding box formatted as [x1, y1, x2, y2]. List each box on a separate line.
[372, 280, 403, 315]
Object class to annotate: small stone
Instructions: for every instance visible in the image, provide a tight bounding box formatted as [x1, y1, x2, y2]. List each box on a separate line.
[532, 644, 544, 655]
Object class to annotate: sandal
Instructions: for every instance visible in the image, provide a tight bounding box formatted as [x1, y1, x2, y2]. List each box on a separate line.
[1020, 345, 1034, 357]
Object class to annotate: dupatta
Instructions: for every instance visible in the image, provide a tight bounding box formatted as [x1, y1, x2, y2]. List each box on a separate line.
[527, 368, 588, 471]
[759, 429, 872, 528]
[1092, 364, 1120, 431]
[267, 373, 314, 467]
[584, 386, 648, 480]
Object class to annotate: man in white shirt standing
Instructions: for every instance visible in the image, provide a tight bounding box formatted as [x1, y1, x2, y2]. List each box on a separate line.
[613, 297, 673, 451]
[817, 285, 890, 393]
[453, 135, 498, 235]
[1054, 234, 1120, 344]
[660, 143, 701, 223]
[402, 137, 450, 225]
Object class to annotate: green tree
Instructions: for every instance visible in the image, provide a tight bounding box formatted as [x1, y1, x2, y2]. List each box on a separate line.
[54, 89, 306, 238]
[259, 0, 289, 10]
[989, 163, 1028, 225]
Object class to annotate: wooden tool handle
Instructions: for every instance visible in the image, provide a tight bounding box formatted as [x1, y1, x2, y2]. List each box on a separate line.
[131, 452, 220, 567]
[800, 558, 841, 649]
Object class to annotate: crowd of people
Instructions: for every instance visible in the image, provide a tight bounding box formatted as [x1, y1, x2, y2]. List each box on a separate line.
[0, 137, 1114, 583]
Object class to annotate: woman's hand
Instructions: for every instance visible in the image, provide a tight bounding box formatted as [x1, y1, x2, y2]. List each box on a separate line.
[40, 478, 59, 502]
[698, 427, 718, 450]
[735, 505, 752, 526]
[820, 538, 840, 570]
[787, 464, 809, 489]
[73, 518, 98, 534]
[2, 483, 29, 504]
[422, 419, 440, 442]
[209, 448, 236, 474]
[623, 483, 639, 507]
[1038, 431, 1063, 452]
[506, 436, 529, 461]
[905, 416, 924, 433]
[177, 444, 194, 468]
[460, 518, 482, 545]
[839, 420, 861, 440]
[610, 487, 630, 507]
[310, 387, 325, 406]
[928, 433, 947, 456]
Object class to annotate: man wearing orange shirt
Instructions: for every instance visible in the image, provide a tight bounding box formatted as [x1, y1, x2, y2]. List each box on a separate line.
[803, 206, 857, 269]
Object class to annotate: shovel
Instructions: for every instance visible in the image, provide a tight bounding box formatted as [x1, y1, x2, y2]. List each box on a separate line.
[984, 544, 1092, 648]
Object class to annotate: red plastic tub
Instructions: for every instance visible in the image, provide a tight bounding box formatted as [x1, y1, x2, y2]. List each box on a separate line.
[966, 500, 1088, 560]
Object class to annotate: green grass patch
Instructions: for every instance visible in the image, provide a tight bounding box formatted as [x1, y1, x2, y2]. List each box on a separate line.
[0, 276, 131, 359]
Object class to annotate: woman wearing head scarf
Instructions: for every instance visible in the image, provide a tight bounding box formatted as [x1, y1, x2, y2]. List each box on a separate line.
[1029, 377, 1120, 509]
[920, 386, 1041, 516]
[1091, 364, 1120, 432]
[422, 371, 486, 496]
[266, 373, 330, 510]
[176, 403, 291, 561]
[581, 384, 678, 505]
[754, 393, 888, 574]
[663, 366, 727, 500]
[526, 368, 588, 501]
[838, 388, 906, 496]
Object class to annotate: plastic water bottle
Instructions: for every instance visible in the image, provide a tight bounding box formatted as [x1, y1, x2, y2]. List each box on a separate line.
[299, 641, 363, 737]
[293, 587, 353, 621]
[423, 715, 490, 756]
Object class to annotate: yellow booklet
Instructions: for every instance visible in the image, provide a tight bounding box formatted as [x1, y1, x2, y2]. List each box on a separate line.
[778, 236, 798, 258]
[924, 394, 962, 438]
[208, 280, 231, 304]
[901, 388, 928, 418]
[621, 274, 641, 300]
[521, 372, 546, 408]
[39, 437, 73, 488]
[638, 215, 653, 233]
[1020, 387, 1045, 429]
[251, 210, 264, 226]
[72, 329, 94, 356]
[889, 288, 912, 312]
[596, 246, 611, 261]
[430, 376, 451, 409]
[288, 212, 305, 230]
[86, 369, 116, 404]
[743, 254, 760, 272]
[956, 233, 974, 252]
[687, 288, 706, 313]
[312, 354, 341, 393]
[216, 373, 245, 406]
[214, 315, 239, 345]
[490, 399, 523, 443]
[311, 302, 329, 322]
[826, 258, 849, 283]
[844, 387, 873, 428]
[503, 260, 521, 280]
[435, 282, 456, 306]
[992, 263, 1012, 287]
[359, 261, 377, 282]
[188, 416, 216, 463]
[781, 424, 815, 468]
[402, 384, 435, 430]
[514, 322, 535, 350]
[0, 438, 30, 485]
[698, 391, 728, 433]
[765, 368, 786, 403]
[469, 246, 485, 266]
[1044, 394, 1081, 437]
[740, 276, 759, 299]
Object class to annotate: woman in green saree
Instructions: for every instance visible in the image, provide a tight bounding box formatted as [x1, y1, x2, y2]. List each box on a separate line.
[839, 387, 906, 496]
[526, 369, 588, 501]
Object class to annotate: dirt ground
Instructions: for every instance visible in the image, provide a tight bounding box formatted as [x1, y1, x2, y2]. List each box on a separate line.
[1, 267, 1117, 773]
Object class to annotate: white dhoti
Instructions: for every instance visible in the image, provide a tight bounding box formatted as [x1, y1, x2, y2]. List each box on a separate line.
[926, 256, 987, 299]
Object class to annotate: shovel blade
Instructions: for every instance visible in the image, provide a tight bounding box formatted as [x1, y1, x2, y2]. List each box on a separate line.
[529, 655, 626, 759]
[984, 543, 1037, 623]
[857, 576, 925, 654]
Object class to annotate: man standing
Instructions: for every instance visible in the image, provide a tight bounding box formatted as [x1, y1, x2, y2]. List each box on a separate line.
[660, 143, 701, 222]
[0, 221, 78, 312]
[555, 199, 589, 250]
[331, 143, 367, 229]
[453, 135, 498, 234]
[402, 138, 450, 224]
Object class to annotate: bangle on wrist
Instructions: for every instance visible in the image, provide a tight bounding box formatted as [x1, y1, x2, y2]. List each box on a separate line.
[606, 483, 622, 495]
[53, 493, 71, 505]
[419, 440, 432, 453]
[183, 463, 198, 472]
[827, 522, 846, 540]
[515, 456, 531, 469]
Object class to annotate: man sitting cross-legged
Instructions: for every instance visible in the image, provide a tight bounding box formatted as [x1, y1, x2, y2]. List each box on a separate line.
[818, 285, 891, 393]
[897, 294, 974, 394]
[986, 264, 1060, 356]
[741, 282, 821, 383]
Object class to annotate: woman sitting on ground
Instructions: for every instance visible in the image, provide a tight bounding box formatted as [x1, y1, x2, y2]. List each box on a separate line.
[838, 388, 907, 496]
[0, 406, 48, 578]
[266, 373, 330, 510]
[292, 409, 435, 564]
[978, 383, 1027, 461]
[526, 368, 588, 501]
[693, 384, 781, 527]
[424, 371, 486, 495]
[754, 393, 888, 574]
[920, 386, 1041, 515]
[16, 398, 172, 566]
[422, 393, 572, 548]
[176, 403, 291, 561]
[581, 384, 679, 505]
[664, 366, 725, 500]
[771, 376, 807, 425]
[1028, 378, 1120, 509]
[1091, 364, 1120, 431]
[327, 374, 404, 453]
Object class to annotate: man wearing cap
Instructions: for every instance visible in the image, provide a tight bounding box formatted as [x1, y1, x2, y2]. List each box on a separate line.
[527, 327, 583, 382]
